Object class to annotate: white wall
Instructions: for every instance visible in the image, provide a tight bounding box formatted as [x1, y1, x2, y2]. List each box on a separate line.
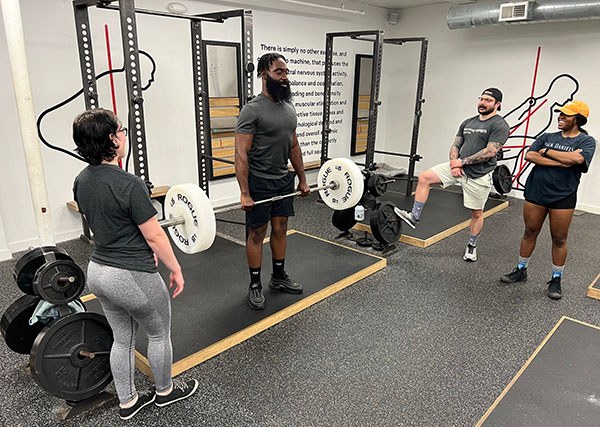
[380, 4, 600, 212]
[2, 0, 599, 255]
[0, 0, 386, 254]
[0, 213, 11, 261]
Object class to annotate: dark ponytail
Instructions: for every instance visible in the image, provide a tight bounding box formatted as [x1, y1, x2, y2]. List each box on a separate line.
[575, 114, 588, 135]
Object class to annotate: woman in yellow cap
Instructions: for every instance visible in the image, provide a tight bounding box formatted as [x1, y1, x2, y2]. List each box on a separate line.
[500, 100, 596, 299]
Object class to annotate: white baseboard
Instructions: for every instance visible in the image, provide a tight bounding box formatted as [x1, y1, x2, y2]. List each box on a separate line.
[7, 229, 85, 255]
[0, 248, 12, 261]
[576, 203, 600, 215]
[7, 239, 42, 255]
[505, 192, 600, 215]
[55, 230, 88, 243]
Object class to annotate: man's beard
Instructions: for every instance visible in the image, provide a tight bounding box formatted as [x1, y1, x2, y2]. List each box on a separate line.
[478, 105, 494, 116]
[266, 75, 292, 103]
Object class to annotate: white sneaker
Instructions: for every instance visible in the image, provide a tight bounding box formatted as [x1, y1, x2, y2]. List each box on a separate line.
[463, 244, 477, 262]
[393, 207, 419, 229]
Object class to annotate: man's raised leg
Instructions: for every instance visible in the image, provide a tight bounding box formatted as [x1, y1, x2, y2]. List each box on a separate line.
[394, 169, 443, 229]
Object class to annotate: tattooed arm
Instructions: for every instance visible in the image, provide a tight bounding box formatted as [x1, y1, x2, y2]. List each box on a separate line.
[449, 136, 465, 176]
[461, 141, 503, 166]
[449, 136, 463, 160]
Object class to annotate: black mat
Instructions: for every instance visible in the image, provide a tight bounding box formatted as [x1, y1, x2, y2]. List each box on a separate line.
[355, 183, 507, 246]
[86, 231, 384, 368]
[381, 188, 507, 240]
[479, 317, 600, 427]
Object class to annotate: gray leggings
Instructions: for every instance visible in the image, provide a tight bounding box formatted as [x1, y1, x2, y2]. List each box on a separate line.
[87, 261, 172, 404]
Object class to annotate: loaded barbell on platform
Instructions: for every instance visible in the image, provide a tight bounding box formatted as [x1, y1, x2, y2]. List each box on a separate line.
[160, 158, 365, 254]
[158, 182, 338, 250]
[162, 181, 338, 226]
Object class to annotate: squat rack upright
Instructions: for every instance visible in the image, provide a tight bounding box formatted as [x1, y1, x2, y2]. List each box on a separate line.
[321, 33, 428, 197]
[72, 0, 254, 195]
[321, 30, 384, 169]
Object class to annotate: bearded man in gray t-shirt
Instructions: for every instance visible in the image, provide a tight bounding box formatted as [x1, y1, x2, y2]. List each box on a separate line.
[235, 53, 310, 310]
[394, 88, 509, 262]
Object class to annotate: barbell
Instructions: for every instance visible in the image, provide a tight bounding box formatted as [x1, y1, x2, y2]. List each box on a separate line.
[160, 158, 364, 254]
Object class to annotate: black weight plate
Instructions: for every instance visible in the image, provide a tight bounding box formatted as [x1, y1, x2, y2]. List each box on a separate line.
[492, 164, 513, 194]
[30, 312, 113, 401]
[361, 193, 377, 210]
[32, 259, 86, 304]
[367, 174, 388, 197]
[356, 237, 373, 247]
[332, 208, 357, 232]
[13, 246, 72, 295]
[370, 201, 403, 245]
[1, 295, 44, 354]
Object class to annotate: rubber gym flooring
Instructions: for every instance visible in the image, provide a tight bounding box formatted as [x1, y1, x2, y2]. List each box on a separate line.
[355, 181, 509, 247]
[84, 231, 386, 376]
[1, 190, 600, 426]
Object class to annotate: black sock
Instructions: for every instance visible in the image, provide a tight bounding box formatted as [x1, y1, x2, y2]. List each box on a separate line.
[249, 267, 261, 286]
[272, 258, 285, 279]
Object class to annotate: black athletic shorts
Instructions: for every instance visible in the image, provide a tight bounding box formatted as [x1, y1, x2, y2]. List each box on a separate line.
[246, 172, 295, 228]
[526, 191, 577, 210]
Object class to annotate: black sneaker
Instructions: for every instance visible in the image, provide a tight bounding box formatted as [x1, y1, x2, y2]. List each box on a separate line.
[393, 207, 419, 229]
[500, 266, 527, 283]
[248, 283, 265, 310]
[269, 274, 303, 294]
[155, 379, 199, 408]
[119, 389, 156, 420]
[547, 277, 562, 300]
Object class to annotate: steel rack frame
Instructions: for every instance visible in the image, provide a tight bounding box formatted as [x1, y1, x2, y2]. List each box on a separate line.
[321, 33, 428, 197]
[72, 0, 253, 195]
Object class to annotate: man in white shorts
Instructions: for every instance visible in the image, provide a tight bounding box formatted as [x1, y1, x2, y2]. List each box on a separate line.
[394, 88, 509, 261]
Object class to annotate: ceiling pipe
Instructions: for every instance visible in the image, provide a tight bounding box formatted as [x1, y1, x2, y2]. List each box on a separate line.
[278, 0, 366, 15]
[448, 0, 600, 29]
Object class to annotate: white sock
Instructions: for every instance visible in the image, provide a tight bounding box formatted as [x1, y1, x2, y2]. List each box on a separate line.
[156, 382, 173, 396]
[120, 393, 138, 409]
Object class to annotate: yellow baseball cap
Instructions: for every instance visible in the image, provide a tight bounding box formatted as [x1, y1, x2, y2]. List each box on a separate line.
[554, 100, 590, 118]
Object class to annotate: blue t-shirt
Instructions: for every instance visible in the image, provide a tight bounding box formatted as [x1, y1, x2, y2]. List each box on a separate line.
[524, 132, 596, 204]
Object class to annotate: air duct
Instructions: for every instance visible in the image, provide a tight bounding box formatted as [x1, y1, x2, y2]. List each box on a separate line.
[448, 0, 600, 29]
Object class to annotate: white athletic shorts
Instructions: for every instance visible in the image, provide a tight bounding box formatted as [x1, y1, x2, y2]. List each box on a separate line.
[430, 162, 492, 210]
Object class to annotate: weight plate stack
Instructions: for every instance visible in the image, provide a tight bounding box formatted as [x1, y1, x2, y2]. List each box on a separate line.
[30, 312, 113, 402]
[13, 246, 73, 295]
[1, 295, 45, 354]
[32, 259, 86, 305]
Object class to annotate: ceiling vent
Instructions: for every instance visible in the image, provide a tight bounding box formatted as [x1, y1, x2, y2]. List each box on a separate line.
[448, 0, 600, 29]
[499, 1, 533, 21]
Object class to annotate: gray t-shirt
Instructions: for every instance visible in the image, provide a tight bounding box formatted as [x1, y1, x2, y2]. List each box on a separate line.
[73, 164, 158, 273]
[236, 94, 298, 179]
[457, 114, 509, 178]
